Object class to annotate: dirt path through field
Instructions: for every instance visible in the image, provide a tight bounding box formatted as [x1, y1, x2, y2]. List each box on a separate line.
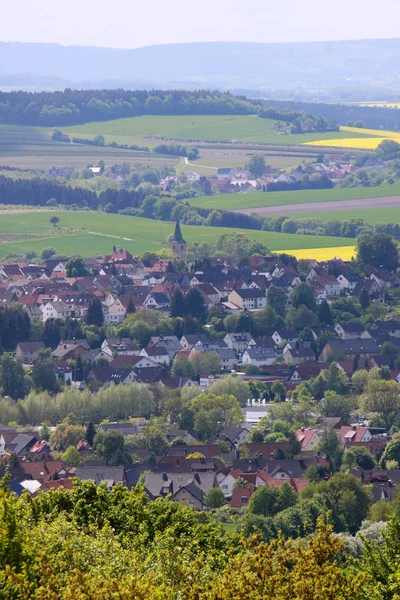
[233, 195, 400, 216]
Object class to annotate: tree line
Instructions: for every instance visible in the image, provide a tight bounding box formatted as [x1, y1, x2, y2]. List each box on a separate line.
[259, 105, 338, 133]
[2, 174, 400, 241]
[1, 478, 400, 598]
[0, 89, 258, 126]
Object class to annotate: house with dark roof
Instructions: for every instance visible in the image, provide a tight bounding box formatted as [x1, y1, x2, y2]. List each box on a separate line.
[319, 338, 380, 362]
[75, 466, 126, 488]
[272, 328, 298, 348]
[98, 423, 139, 436]
[87, 367, 136, 387]
[242, 347, 276, 367]
[16, 341, 45, 364]
[140, 345, 171, 366]
[283, 346, 315, 365]
[334, 322, 370, 340]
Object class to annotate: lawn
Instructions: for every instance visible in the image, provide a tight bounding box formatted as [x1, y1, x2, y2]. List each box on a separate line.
[0, 210, 351, 260]
[188, 182, 400, 211]
[56, 115, 375, 146]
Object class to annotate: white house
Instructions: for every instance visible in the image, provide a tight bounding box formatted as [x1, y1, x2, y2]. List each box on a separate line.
[228, 289, 267, 310]
[41, 301, 74, 321]
[140, 346, 171, 366]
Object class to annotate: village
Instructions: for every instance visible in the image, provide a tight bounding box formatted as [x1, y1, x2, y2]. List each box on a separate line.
[0, 220, 397, 517]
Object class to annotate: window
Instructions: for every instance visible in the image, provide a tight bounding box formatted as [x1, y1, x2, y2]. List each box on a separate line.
[241, 497, 248, 503]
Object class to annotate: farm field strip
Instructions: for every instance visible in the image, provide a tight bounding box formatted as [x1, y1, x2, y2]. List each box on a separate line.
[0, 211, 351, 259]
[284, 206, 400, 225]
[305, 125, 400, 149]
[188, 182, 400, 211]
[282, 246, 356, 260]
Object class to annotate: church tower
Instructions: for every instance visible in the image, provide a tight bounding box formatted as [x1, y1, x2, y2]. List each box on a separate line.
[169, 221, 187, 261]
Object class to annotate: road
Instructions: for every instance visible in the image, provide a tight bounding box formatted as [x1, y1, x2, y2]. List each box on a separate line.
[233, 195, 400, 216]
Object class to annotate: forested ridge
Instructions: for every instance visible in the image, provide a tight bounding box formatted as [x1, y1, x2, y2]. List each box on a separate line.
[264, 99, 400, 131]
[0, 89, 336, 131]
[0, 89, 258, 126]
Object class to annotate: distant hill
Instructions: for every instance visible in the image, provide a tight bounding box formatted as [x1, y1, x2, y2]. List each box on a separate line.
[2, 39, 400, 91]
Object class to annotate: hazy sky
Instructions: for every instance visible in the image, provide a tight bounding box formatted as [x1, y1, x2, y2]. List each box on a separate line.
[1, 0, 400, 48]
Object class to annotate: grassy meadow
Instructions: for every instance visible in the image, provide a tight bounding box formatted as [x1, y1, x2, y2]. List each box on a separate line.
[0, 210, 352, 260]
[55, 115, 375, 146]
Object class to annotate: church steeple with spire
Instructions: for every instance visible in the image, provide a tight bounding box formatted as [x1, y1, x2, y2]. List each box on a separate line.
[169, 221, 187, 260]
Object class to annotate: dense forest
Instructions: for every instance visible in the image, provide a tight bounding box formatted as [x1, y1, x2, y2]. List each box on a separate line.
[264, 99, 400, 131]
[0, 89, 258, 126]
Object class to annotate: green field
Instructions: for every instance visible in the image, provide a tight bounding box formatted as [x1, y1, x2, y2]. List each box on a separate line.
[188, 182, 400, 211]
[58, 115, 375, 146]
[0, 211, 351, 259]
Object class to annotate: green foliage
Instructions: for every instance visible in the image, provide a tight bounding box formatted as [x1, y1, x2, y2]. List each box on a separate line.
[246, 154, 267, 177]
[66, 255, 90, 277]
[357, 232, 399, 271]
[380, 439, 400, 468]
[0, 354, 27, 400]
[360, 379, 400, 430]
[86, 296, 104, 327]
[248, 482, 297, 518]
[94, 430, 131, 465]
[189, 393, 243, 441]
[318, 426, 343, 472]
[204, 487, 227, 509]
[267, 285, 287, 317]
[320, 391, 351, 423]
[51, 422, 85, 450]
[31, 348, 60, 393]
[291, 282, 317, 311]
[61, 445, 83, 467]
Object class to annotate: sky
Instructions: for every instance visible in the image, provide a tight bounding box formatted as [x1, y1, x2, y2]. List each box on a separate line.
[1, 0, 400, 49]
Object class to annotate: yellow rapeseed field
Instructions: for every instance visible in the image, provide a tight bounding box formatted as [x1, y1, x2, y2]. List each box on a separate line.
[278, 246, 356, 261]
[304, 125, 400, 150]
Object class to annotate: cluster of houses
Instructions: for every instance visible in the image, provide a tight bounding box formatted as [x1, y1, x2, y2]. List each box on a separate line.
[0, 417, 395, 510]
[46, 153, 385, 197]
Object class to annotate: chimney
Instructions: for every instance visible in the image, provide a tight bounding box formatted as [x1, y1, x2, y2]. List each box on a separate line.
[301, 427, 305, 432]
